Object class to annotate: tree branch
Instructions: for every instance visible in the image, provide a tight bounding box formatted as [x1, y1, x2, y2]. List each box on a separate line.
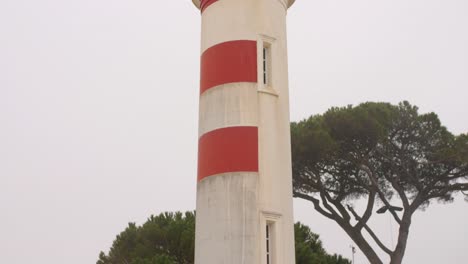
[420, 183, 468, 204]
[347, 205, 393, 256]
[319, 190, 345, 223]
[361, 164, 402, 225]
[385, 173, 410, 209]
[447, 172, 468, 181]
[323, 190, 351, 222]
[383, 139, 424, 191]
[355, 190, 376, 231]
[293, 192, 335, 220]
[375, 147, 415, 206]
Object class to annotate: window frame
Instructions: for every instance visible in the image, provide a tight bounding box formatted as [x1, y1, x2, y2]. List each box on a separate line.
[261, 211, 282, 264]
[257, 35, 278, 96]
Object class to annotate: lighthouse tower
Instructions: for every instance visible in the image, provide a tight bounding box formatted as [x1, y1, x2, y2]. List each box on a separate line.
[192, 0, 297, 263]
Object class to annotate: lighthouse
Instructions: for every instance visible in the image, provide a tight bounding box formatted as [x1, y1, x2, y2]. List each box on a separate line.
[192, 0, 297, 263]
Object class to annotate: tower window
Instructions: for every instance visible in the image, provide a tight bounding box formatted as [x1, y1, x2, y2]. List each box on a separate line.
[263, 44, 271, 86]
[266, 222, 274, 264]
[262, 211, 281, 264]
[263, 47, 267, 84]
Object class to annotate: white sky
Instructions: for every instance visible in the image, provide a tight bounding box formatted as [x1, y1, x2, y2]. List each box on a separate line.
[1, 0, 467, 263]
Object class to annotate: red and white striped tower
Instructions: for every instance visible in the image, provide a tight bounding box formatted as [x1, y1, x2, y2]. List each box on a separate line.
[192, 0, 296, 263]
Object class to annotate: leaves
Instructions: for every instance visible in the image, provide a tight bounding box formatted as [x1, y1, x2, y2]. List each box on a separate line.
[291, 101, 468, 264]
[292, 101, 468, 204]
[295, 222, 351, 264]
[292, 102, 396, 202]
[97, 211, 195, 264]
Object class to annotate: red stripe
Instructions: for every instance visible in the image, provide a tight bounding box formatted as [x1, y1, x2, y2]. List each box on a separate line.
[198, 126, 258, 181]
[201, 0, 218, 12]
[200, 40, 257, 94]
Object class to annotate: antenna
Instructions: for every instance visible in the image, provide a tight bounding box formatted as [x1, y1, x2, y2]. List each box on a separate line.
[350, 245, 356, 264]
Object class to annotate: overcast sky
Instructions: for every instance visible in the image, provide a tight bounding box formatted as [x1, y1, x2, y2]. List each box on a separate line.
[1, 0, 467, 263]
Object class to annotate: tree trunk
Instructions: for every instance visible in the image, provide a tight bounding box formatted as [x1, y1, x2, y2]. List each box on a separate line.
[390, 213, 412, 264]
[341, 225, 383, 264]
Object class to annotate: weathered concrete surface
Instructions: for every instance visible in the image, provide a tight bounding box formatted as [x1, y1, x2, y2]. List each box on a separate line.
[194, 0, 296, 263]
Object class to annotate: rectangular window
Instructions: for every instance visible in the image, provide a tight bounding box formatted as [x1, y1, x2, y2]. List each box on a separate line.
[266, 223, 274, 264]
[262, 44, 271, 86]
[262, 211, 281, 264]
[257, 35, 278, 95]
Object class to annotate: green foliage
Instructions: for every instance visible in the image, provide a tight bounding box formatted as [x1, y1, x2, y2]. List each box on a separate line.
[295, 222, 351, 264]
[98, 212, 350, 264]
[292, 101, 468, 207]
[97, 211, 195, 264]
[132, 255, 175, 264]
[291, 101, 468, 264]
[291, 102, 397, 201]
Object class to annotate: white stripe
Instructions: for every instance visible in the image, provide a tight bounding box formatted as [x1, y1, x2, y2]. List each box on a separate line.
[199, 82, 258, 137]
[201, 0, 257, 53]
